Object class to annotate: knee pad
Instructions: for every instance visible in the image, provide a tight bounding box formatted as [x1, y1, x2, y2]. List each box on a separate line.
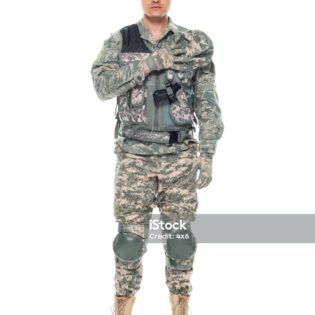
[113, 224, 146, 263]
[164, 229, 197, 271]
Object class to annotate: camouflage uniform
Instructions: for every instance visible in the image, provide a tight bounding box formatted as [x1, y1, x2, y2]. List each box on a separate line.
[91, 17, 224, 296]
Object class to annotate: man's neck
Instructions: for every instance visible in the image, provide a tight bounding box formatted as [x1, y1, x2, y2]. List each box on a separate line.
[142, 14, 169, 36]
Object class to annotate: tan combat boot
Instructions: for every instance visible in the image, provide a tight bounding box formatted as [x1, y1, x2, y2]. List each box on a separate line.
[169, 294, 190, 315]
[113, 294, 136, 315]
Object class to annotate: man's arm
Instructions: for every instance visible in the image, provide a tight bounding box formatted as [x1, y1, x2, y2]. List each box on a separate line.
[194, 60, 224, 156]
[91, 30, 147, 101]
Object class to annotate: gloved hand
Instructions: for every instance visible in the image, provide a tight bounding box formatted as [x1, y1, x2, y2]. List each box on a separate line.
[145, 30, 213, 73]
[188, 153, 213, 189]
[144, 44, 190, 73]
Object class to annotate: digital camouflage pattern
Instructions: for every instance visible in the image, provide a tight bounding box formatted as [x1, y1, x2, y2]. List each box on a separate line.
[113, 144, 198, 295]
[113, 143, 198, 222]
[170, 88, 194, 124]
[115, 258, 143, 296]
[166, 267, 193, 295]
[91, 16, 224, 156]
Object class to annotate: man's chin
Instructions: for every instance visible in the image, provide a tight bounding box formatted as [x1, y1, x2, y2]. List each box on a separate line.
[146, 12, 167, 18]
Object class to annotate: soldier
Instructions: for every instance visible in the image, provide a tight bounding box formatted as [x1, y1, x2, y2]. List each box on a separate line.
[91, 0, 224, 314]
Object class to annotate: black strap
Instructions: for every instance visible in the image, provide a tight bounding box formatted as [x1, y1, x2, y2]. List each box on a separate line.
[165, 82, 181, 102]
[153, 82, 182, 105]
[169, 131, 179, 144]
[120, 24, 151, 53]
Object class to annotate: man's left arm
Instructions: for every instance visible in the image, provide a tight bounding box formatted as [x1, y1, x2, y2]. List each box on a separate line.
[194, 60, 224, 156]
[190, 43, 224, 188]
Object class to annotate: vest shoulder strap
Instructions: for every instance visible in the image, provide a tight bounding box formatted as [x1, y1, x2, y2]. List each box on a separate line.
[120, 24, 151, 53]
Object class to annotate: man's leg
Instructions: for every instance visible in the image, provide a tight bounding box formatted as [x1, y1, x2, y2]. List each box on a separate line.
[113, 150, 158, 297]
[157, 145, 198, 314]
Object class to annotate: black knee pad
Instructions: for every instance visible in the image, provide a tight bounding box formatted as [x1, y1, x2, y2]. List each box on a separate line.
[113, 224, 146, 263]
[164, 229, 197, 271]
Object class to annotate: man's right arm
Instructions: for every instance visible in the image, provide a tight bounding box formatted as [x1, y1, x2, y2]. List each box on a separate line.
[91, 30, 147, 101]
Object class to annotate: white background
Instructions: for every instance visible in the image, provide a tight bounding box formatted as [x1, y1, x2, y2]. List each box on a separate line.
[1, 0, 315, 314]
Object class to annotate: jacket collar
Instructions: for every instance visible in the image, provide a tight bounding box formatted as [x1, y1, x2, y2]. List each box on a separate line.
[137, 16, 182, 43]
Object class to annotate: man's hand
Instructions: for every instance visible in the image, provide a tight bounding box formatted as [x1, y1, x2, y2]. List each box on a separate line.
[188, 154, 213, 189]
[144, 44, 190, 73]
[143, 29, 213, 75]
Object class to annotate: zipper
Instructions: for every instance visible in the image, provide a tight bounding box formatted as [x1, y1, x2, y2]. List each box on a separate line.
[153, 41, 159, 131]
[154, 75, 159, 130]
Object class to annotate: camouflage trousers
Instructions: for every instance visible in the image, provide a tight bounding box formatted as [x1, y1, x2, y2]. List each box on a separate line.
[113, 143, 199, 296]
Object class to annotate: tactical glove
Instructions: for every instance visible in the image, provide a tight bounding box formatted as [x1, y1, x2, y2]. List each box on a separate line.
[145, 44, 190, 73]
[145, 30, 213, 73]
[188, 153, 213, 189]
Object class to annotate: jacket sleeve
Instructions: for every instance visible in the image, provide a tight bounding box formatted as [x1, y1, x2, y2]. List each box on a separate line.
[91, 30, 146, 101]
[194, 57, 224, 156]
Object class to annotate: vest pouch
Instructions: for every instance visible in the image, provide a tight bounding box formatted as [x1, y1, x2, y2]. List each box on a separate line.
[165, 69, 196, 126]
[127, 84, 147, 123]
[116, 93, 129, 122]
[117, 85, 147, 124]
[169, 87, 194, 125]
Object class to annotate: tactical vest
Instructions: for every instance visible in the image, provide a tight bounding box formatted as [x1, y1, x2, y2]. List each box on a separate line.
[115, 23, 198, 144]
